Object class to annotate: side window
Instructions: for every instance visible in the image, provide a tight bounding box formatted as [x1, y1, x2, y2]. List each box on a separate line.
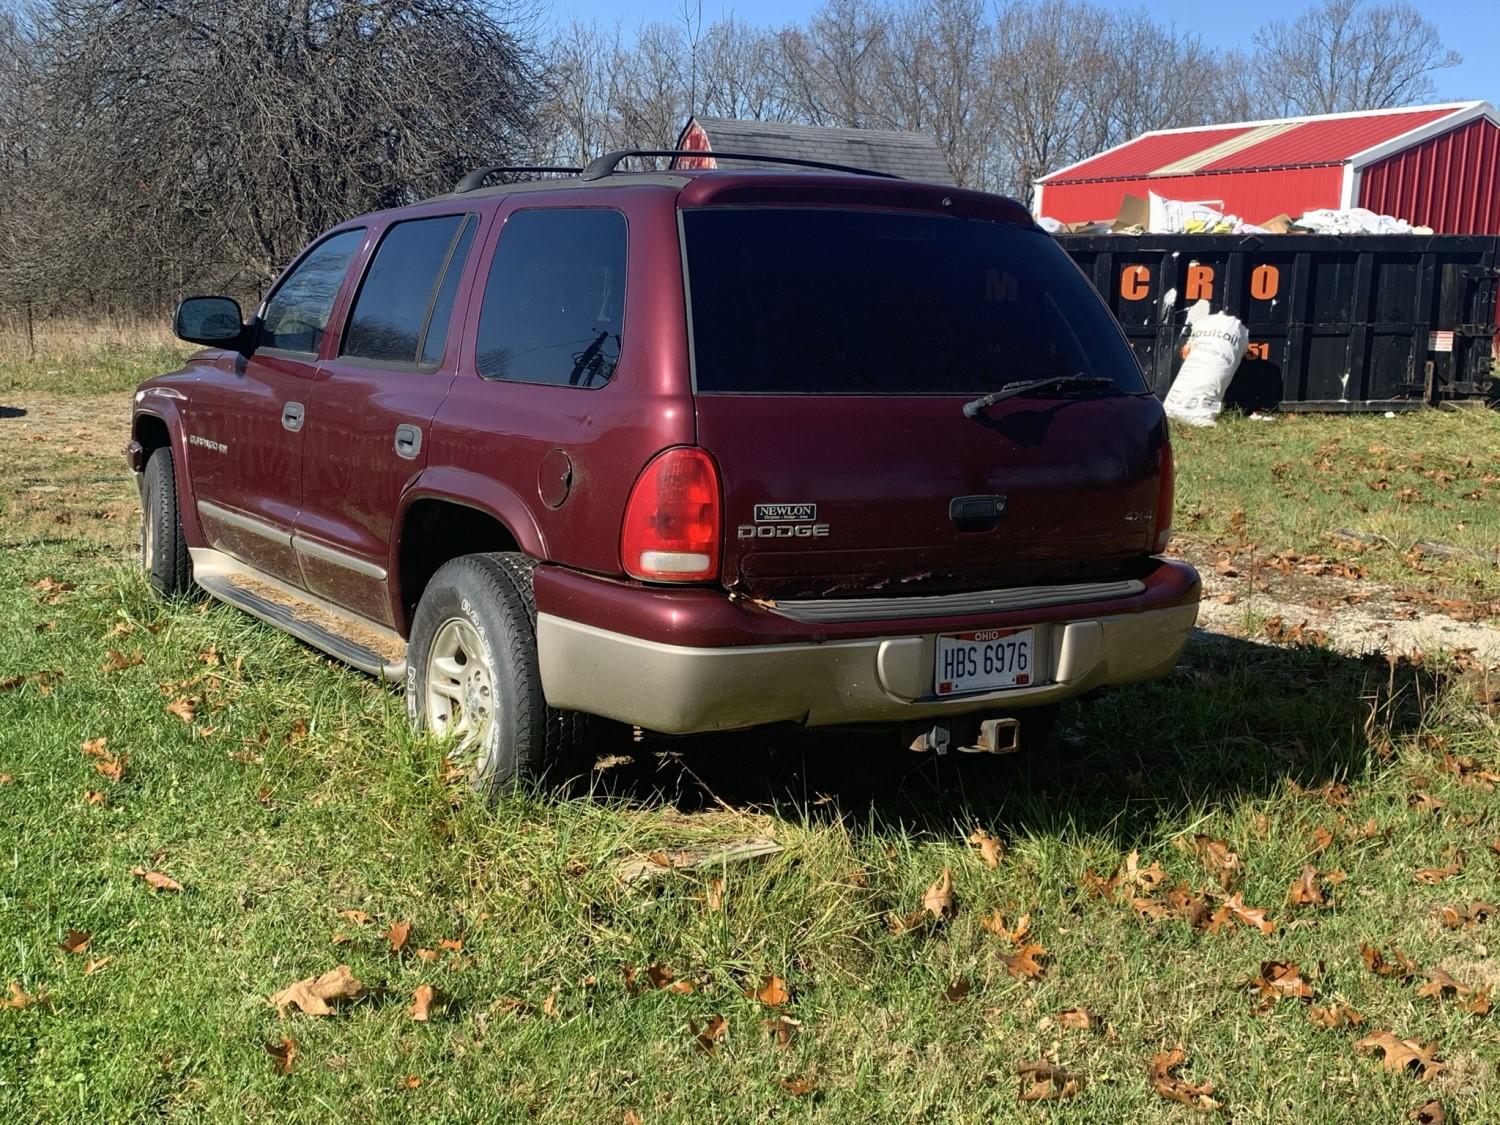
[475, 209, 626, 387]
[342, 214, 476, 366]
[259, 228, 365, 354]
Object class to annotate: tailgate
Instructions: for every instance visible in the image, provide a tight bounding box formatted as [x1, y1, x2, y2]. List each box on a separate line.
[698, 393, 1166, 598]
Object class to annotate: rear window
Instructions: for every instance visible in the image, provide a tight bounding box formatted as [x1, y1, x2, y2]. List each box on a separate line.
[683, 209, 1143, 395]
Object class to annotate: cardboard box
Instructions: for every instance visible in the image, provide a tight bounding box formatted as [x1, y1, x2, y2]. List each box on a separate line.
[1109, 193, 1149, 233]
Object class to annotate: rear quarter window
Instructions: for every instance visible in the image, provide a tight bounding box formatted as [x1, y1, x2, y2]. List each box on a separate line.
[475, 209, 626, 387]
[682, 208, 1143, 395]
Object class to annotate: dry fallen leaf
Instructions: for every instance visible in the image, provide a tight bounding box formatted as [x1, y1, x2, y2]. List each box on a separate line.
[968, 828, 1005, 868]
[338, 909, 372, 925]
[922, 867, 956, 920]
[705, 876, 725, 912]
[269, 965, 365, 1017]
[1017, 1060, 1083, 1101]
[1247, 960, 1315, 1007]
[690, 1014, 727, 1053]
[1125, 850, 1168, 891]
[265, 1037, 296, 1075]
[747, 975, 790, 1008]
[646, 964, 695, 995]
[1309, 825, 1335, 854]
[1434, 902, 1493, 929]
[981, 910, 1030, 945]
[1191, 835, 1242, 890]
[1308, 1002, 1364, 1030]
[131, 867, 183, 892]
[410, 984, 435, 1022]
[779, 1072, 818, 1096]
[1409, 1100, 1448, 1125]
[1080, 867, 1121, 901]
[101, 650, 143, 673]
[165, 698, 198, 723]
[388, 920, 412, 952]
[623, 1112, 644, 1125]
[762, 1014, 801, 1047]
[1288, 865, 1328, 907]
[1147, 1048, 1222, 1111]
[82, 956, 112, 976]
[438, 937, 463, 953]
[1, 981, 44, 1009]
[1002, 943, 1048, 980]
[1356, 1030, 1444, 1082]
[1414, 859, 1464, 886]
[83, 790, 106, 806]
[1362, 944, 1421, 982]
[1056, 1007, 1099, 1032]
[59, 930, 91, 954]
[93, 753, 128, 782]
[401, 1075, 422, 1090]
[1214, 892, 1276, 935]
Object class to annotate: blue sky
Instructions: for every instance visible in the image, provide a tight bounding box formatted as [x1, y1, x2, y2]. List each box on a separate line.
[547, 0, 1497, 106]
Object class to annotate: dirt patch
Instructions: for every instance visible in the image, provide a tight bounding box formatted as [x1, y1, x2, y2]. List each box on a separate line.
[1180, 544, 1500, 664]
[3, 394, 137, 552]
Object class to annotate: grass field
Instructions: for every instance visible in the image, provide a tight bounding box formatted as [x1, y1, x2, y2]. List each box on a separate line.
[1, 342, 1498, 1122]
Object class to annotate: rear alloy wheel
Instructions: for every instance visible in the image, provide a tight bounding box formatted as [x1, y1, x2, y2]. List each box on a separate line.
[406, 552, 593, 793]
[141, 446, 192, 597]
[423, 617, 496, 750]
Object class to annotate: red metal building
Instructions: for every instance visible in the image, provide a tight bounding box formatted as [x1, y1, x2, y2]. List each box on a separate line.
[1035, 102, 1500, 234]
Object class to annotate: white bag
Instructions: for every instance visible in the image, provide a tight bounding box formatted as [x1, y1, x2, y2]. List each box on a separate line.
[1163, 300, 1249, 427]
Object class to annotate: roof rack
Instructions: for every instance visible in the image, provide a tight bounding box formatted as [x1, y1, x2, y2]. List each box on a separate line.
[579, 149, 900, 181]
[452, 165, 584, 193]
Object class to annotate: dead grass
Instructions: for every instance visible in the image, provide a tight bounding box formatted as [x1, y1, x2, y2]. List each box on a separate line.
[0, 315, 190, 396]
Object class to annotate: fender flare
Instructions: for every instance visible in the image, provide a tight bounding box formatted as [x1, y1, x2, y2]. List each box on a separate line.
[132, 397, 206, 547]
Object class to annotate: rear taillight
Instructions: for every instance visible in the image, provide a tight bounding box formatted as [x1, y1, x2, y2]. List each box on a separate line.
[1152, 440, 1175, 554]
[620, 446, 721, 582]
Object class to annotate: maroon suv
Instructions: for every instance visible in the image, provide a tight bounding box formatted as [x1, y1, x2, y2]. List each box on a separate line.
[129, 150, 1200, 787]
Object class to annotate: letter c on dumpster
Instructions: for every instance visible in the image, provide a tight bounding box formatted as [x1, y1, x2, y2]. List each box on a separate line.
[1120, 265, 1151, 301]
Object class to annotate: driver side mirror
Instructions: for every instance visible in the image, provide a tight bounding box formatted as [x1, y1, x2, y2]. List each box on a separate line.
[174, 296, 246, 350]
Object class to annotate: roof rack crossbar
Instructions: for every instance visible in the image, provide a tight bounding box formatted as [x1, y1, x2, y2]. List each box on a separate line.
[453, 165, 584, 193]
[579, 149, 901, 181]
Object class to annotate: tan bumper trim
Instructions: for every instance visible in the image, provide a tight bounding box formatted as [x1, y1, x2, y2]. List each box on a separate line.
[537, 600, 1199, 735]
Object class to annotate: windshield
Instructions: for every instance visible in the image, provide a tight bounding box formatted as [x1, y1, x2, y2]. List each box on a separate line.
[683, 208, 1144, 395]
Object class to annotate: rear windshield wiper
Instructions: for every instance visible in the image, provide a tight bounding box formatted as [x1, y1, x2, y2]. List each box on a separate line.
[962, 373, 1117, 418]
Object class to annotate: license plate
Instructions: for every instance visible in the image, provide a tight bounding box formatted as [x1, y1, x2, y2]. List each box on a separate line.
[934, 627, 1034, 697]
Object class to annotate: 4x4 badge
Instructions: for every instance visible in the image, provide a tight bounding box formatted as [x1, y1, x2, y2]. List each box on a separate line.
[754, 503, 816, 522]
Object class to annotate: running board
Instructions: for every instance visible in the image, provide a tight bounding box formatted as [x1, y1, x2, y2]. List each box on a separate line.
[190, 548, 407, 682]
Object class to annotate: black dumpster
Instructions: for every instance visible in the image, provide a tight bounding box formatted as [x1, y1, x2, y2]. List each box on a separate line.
[1058, 233, 1499, 411]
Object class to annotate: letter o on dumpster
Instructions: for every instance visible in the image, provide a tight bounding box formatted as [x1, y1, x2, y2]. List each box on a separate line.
[1250, 264, 1280, 301]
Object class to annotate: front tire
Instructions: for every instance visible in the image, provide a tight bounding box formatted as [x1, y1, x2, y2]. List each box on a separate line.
[141, 446, 191, 597]
[406, 553, 592, 793]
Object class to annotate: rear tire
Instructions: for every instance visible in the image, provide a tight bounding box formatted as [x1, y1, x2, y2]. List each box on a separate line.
[141, 446, 191, 597]
[406, 552, 594, 794]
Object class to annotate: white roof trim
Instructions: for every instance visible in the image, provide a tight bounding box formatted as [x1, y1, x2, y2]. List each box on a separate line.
[1039, 100, 1490, 184]
[1345, 101, 1500, 170]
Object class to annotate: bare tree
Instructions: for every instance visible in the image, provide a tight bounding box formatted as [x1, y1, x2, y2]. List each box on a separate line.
[1252, 0, 1461, 116]
[3, 0, 543, 316]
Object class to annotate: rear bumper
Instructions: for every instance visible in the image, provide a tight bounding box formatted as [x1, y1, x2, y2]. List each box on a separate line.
[535, 561, 1200, 733]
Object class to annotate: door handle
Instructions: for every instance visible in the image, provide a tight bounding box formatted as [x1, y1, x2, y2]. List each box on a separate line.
[281, 401, 305, 432]
[949, 494, 1006, 532]
[394, 423, 423, 460]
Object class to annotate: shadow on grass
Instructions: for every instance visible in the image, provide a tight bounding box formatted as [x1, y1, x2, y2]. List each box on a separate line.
[0, 405, 28, 418]
[587, 630, 1444, 844]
